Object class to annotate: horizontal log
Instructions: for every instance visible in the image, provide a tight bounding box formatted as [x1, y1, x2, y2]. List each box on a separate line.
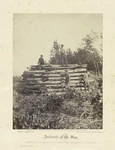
[70, 73, 84, 77]
[48, 73, 85, 77]
[24, 89, 41, 93]
[22, 74, 43, 78]
[25, 78, 42, 81]
[48, 74, 60, 77]
[23, 70, 86, 76]
[69, 81, 84, 85]
[23, 82, 84, 89]
[25, 78, 62, 81]
[45, 69, 86, 74]
[69, 71, 87, 74]
[21, 73, 84, 82]
[40, 82, 61, 85]
[47, 89, 65, 92]
[25, 74, 84, 79]
[23, 82, 56, 85]
[25, 80, 84, 84]
[23, 82, 40, 85]
[46, 80, 84, 84]
[48, 92, 66, 95]
[25, 78, 70, 82]
[33, 74, 48, 78]
[70, 85, 84, 87]
[51, 64, 87, 68]
[46, 85, 65, 89]
[31, 64, 87, 70]
[24, 87, 40, 90]
[23, 72, 85, 78]
[47, 76, 83, 80]
[56, 68, 86, 73]
[71, 78, 82, 81]
[31, 64, 51, 67]
[51, 66, 87, 70]
[42, 81, 61, 84]
[23, 85, 46, 90]
[51, 64, 83, 66]
[21, 80, 85, 86]
[25, 74, 60, 78]
[22, 83, 84, 91]
[23, 70, 48, 74]
[51, 77, 83, 81]
[25, 84, 85, 89]
[49, 78, 83, 81]
[24, 78, 63, 82]
[22, 79, 61, 84]
[47, 87, 85, 93]
[22, 76, 84, 81]
[49, 79, 64, 81]
[46, 83, 84, 89]
[47, 81, 84, 86]
[24, 67, 86, 73]
[47, 88, 69, 92]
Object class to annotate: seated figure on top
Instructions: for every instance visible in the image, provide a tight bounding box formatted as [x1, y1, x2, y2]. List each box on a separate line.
[38, 55, 44, 66]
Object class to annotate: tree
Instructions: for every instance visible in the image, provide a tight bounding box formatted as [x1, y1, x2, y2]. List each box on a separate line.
[78, 31, 103, 75]
[50, 40, 60, 64]
[66, 48, 74, 64]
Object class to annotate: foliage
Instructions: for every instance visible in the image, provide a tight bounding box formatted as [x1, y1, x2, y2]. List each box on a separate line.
[13, 93, 63, 129]
[49, 31, 103, 74]
[81, 32, 102, 74]
[13, 73, 103, 129]
[66, 48, 74, 64]
[50, 40, 61, 64]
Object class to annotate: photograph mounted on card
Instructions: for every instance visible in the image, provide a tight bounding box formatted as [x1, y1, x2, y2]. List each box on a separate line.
[13, 14, 103, 130]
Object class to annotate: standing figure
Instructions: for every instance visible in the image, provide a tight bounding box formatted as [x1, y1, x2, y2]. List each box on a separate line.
[38, 55, 44, 70]
[82, 72, 89, 91]
[60, 44, 68, 66]
[60, 70, 70, 88]
[65, 70, 70, 88]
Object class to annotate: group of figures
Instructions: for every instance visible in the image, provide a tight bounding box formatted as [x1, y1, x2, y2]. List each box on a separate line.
[38, 48, 69, 88]
[38, 44, 68, 67]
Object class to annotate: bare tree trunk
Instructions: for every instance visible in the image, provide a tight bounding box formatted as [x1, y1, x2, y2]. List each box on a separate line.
[94, 60, 97, 76]
[97, 62, 100, 76]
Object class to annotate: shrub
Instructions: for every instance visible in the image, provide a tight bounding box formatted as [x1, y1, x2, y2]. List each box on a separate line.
[13, 76, 103, 129]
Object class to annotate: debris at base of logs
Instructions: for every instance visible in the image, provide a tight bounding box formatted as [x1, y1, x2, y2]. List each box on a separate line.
[16, 64, 87, 94]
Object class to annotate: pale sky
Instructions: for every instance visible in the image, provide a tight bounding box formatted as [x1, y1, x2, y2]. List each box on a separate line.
[13, 14, 102, 76]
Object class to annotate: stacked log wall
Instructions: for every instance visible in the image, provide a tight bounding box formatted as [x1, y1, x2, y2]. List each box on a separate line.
[20, 64, 87, 94]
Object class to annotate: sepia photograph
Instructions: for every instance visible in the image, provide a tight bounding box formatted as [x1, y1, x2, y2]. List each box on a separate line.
[13, 14, 103, 129]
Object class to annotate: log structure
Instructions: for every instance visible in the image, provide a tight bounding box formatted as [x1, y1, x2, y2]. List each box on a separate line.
[19, 64, 87, 94]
